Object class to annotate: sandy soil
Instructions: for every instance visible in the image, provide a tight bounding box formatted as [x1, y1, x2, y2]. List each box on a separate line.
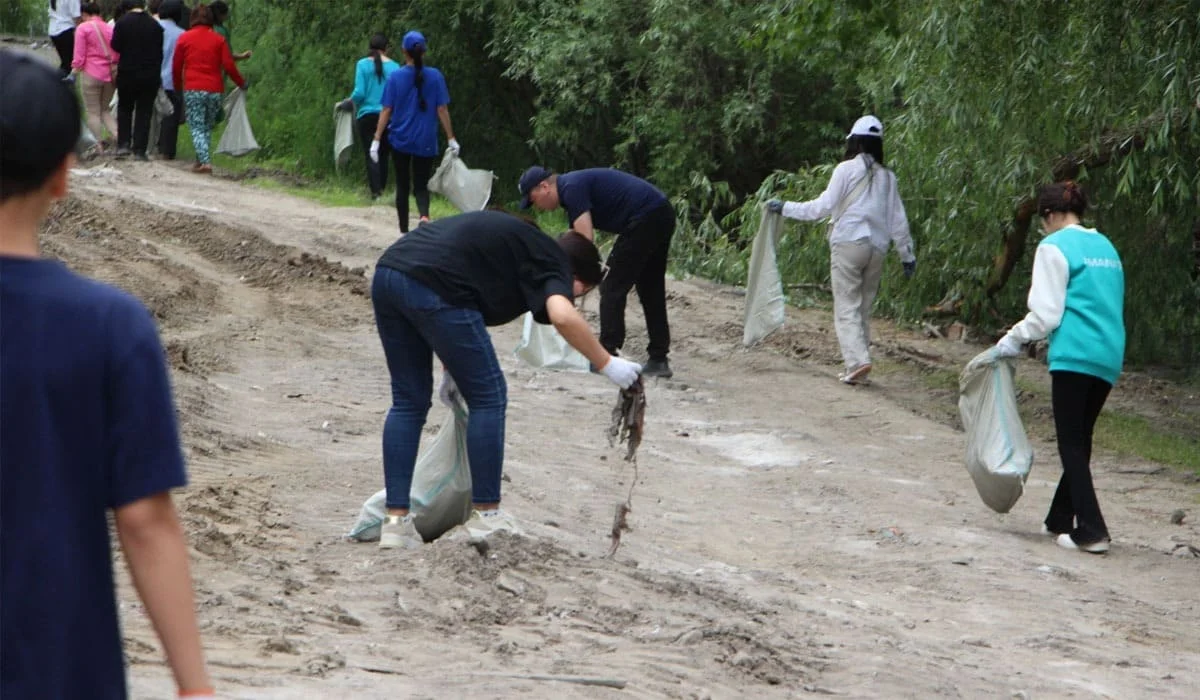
[43, 158, 1199, 699]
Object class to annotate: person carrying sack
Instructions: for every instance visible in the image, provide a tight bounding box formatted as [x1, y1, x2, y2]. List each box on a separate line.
[768, 115, 916, 385]
[71, 3, 119, 155]
[337, 33, 400, 199]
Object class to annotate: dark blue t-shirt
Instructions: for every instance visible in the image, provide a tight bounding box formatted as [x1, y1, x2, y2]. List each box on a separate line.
[1, 258, 188, 699]
[381, 64, 450, 157]
[557, 168, 669, 234]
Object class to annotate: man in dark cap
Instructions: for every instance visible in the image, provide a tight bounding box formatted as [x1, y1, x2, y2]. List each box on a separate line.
[0, 50, 213, 699]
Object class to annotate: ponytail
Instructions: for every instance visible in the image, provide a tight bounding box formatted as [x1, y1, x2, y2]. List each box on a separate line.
[411, 46, 427, 111]
[368, 33, 388, 82]
[1037, 180, 1088, 218]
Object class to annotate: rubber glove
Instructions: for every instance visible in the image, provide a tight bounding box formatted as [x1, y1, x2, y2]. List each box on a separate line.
[903, 260, 917, 278]
[336, 99, 353, 112]
[766, 199, 784, 214]
[995, 335, 1022, 358]
[438, 370, 458, 408]
[600, 356, 642, 389]
[369, 139, 380, 163]
[447, 138, 461, 156]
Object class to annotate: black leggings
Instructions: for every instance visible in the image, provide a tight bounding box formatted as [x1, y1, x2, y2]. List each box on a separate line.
[1046, 370, 1112, 544]
[392, 151, 434, 233]
[357, 113, 390, 197]
[50, 29, 75, 77]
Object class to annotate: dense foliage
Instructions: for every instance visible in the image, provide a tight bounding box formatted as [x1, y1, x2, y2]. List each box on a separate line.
[7, 0, 1198, 367]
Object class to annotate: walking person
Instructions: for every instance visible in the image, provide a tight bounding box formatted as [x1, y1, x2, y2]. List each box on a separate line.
[338, 33, 399, 200]
[48, 0, 82, 79]
[519, 166, 677, 378]
[767, 115, 916, 385]
[208, 1, 251, 60]
[172, 2, 247, 173]
[155, 0, 187, 159]
[371, 30, 459, 232]
[371, 210, 642, 548]
[111, 0, 163, 160]
[1, 49, 214, 700]
[71, 2, 119, 154]
[994, 182, 1124, 554]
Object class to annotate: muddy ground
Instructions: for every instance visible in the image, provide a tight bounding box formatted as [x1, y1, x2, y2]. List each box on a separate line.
[44, 159, 1200, 699]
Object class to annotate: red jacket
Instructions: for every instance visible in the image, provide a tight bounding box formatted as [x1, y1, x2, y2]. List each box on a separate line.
[172, 25, 244, 94]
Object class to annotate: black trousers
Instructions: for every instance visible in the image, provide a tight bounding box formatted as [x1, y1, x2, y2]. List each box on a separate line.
[50, 29, 75, 77]
[116, 77, 159, 155]
[158, 90, 184, 159]
[357, 113, 390, 197]
[392, 151, 434, 232]
[1046, 370, 1112, 544]
[599, 203, 675, 360]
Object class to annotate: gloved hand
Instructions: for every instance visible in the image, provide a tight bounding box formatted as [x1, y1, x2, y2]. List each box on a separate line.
[903, 259, 917, 278]
[600, 356, 642, 389]
[766, 199, 784, 214]
[336, 99, 353, 112]
[438, 370, 458, 408]
[240, 79, 250, 91]
[447, 138, 461, 156]
[369, 139, 380, 163]
[995, 335, 1023, 358]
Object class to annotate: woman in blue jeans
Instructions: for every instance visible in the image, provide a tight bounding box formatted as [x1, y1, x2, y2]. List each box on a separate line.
[371, 210, 643, 548]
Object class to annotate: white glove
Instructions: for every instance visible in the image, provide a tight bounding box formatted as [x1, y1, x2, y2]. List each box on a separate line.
[996, 335, 1023, 358]
[600, 356, 642, 389]
[369, 139, 380, 163]
[447, 138, 461, 156]
[438, 370, 458, 408]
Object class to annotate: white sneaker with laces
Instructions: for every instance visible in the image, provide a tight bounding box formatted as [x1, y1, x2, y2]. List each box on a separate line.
[379, 514, 422, 549]
[464, 509, 523, 539]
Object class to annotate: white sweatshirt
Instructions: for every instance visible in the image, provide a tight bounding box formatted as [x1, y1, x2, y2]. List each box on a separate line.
[781, 155, 915, 262]
[48, 0, 81, 37]
[999, 243, 1069, 351]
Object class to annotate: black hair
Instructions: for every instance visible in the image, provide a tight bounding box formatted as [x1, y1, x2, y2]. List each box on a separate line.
[209, 0, 228, 22]
[844, 135, 885, 166]
[557, 231, 604, 286]
[369, 33, 388, 81]
[159, 0, 184, 23]
[0, 52, 80, 203]
[1037, 181, 1088, 218]
[408, 44, 427, 111]
[149, 0, 162, 13]
[81, 2, 102, 15]
[124, 0, 146, 9]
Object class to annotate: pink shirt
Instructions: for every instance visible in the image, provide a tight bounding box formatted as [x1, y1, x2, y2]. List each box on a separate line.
[71, 18, 119, 83]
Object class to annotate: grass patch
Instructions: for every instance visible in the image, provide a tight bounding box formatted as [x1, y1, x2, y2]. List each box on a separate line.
[1094, 411, 1200, 472]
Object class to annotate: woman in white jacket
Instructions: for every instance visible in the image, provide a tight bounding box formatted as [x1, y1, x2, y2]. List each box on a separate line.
[768, 115, 916, 384]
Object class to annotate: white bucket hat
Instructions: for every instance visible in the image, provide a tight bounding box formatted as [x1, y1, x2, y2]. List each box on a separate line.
[847, 115, 883, 139]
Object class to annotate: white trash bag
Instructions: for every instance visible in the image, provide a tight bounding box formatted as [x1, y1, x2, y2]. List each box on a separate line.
[514, 312, 590, 372]
[346, 387, 473, 542]
[958, 350, 1034, 513]
[427, 148, 494, 212]
[216, 88, 259, 157]
[333, 107, 355, 171]
[743, 208, 786, 346]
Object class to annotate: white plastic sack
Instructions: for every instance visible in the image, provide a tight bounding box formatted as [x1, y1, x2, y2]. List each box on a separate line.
[345, 390, 472, 542]
[959, 350, 1034, 513]
[427, 149, 494, 212]
[333, 108, 355, 171]
[743, 209, 786, 346]
[514, 312, 590, 372]
[216, 88, 259, 157]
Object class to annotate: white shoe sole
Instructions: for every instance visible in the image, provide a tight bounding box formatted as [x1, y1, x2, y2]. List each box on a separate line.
[1056, 533, 1109, 553]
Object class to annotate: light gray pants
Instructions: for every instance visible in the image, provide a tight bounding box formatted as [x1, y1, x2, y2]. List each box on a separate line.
[830, 239, 884, 371]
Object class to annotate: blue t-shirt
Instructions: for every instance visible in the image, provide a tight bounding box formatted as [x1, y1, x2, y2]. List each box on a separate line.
[1, 258, 188, 699]
[380, 64, 450, 157]
[557, 168, 669, 234]
[349, 56, 400, 119]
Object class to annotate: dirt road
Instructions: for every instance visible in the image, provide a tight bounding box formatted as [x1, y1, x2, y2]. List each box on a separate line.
[51, 160, 1199, 698]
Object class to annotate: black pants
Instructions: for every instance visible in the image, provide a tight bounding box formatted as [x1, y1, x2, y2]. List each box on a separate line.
[599, 203, 675, 360]
[392, 151, 434, 232]
[357, 113, 390, 197]
[50, 29, 75, 77]
[158, 90, 184, 159]
[116, 77, 159, 156]
[1046, 370, 1112, 544]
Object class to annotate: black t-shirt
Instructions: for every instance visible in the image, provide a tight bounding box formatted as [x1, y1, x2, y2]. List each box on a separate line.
[558, 168, 669, 234]
[111, 11, 164, 83]
[376, 211, 574, 326]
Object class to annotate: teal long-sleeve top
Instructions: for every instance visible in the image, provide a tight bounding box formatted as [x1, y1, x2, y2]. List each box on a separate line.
[348, 56, 399, 119]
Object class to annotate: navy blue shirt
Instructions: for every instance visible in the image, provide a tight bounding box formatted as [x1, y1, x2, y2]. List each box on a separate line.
[557, 168, 669, 234]
[377, 211, 574, 326]
[380, 64, 450, 157]
[1, 258, 188, 699]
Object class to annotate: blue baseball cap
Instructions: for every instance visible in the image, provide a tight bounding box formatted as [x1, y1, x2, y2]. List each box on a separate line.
[518, 166, 552, 209]
[402, 31, 426, 52]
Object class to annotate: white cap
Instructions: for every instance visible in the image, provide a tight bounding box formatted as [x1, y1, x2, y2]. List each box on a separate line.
[847, 115, 883, 139]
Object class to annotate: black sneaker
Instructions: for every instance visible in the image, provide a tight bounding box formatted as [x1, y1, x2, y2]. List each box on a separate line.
[642, 358, 673, 379]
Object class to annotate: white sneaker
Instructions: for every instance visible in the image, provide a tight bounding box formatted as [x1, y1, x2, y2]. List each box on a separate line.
[838, 363, 872, 385]
[379, 514, 422, 549]
[464, 509, 523, 539]
[1056, 533, 1109, 554]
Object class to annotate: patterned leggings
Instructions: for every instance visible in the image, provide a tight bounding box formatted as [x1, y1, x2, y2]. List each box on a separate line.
[184, 91, 223, 164]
